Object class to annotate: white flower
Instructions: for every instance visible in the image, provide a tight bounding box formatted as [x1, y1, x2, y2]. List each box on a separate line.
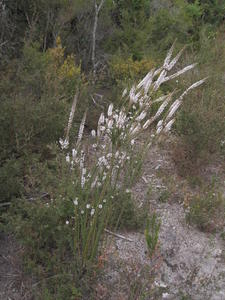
[126, 189, 130, 193]
[81, 173, 86, 188]
[86, 204, 90, 209]
[162, 293, 170, 299]
[66, 154, 70, 163]
[107, 103, 113, 117]
[81, 210, 84, 214]
[59, 138, 69, 149]
[136, 111, 147, 122]
[98, 113, 105, 125]
[156, 120, 163, 135]
[143, 119, 151, 129]
[76, 110, 87, 145]
[73, 198, 78, 206]
[130, 124, 141, 135]
[91, 177, 98, 189]
[93, 143, 97, 149]
[107, 119, 113, 129]
[131, 139, 135, 145]
[72, 149, 77, 159]
[91, 208, 95, 216]
[103, 199, 106, 203]
[98, 204, 103, 209]
[122, 88, 127, 97]
[66, 220, 69, 225]
[164, 118, 175, 133]
[115, 151, 120, 158]
[91, 130, 96, 137]
[100, 125, 106, 131]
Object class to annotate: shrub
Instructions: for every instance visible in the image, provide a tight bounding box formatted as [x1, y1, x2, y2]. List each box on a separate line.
[186, 183, 225, 232]
[0, 38, 83, 206]
[110, 56, 155, 83]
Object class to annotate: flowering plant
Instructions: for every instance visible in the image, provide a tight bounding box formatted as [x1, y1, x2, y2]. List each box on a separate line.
[58, 42, 206, 265]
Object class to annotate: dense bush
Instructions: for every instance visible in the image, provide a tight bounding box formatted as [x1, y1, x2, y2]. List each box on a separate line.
[0, 38, 83, 205]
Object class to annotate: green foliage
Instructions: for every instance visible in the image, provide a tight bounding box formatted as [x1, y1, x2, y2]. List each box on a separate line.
[105, 0, 151, 58]
[186, 183, 225, 232]
[111, 190, 147, 230]
[175, 29, 225, 162]
[200, 0, 225, 26]
[5, 198, 93, 299]
[144, 213, 161, 258]
[0, 40, 83, 205]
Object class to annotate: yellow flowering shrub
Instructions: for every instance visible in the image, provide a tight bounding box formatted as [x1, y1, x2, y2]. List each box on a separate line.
[110, 57, 155, 83]
[58, 55, 81, 80]
[46, 37, 82, 98]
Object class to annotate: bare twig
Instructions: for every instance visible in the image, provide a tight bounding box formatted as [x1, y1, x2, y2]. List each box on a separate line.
[104, 229, 134, 242]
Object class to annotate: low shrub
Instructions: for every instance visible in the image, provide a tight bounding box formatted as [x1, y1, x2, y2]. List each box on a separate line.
[186, 183, 225, 232]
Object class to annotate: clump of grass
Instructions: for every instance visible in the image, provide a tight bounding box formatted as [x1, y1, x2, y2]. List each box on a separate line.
[158, 189, 171, 203]
[145, 212, 161, 258]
